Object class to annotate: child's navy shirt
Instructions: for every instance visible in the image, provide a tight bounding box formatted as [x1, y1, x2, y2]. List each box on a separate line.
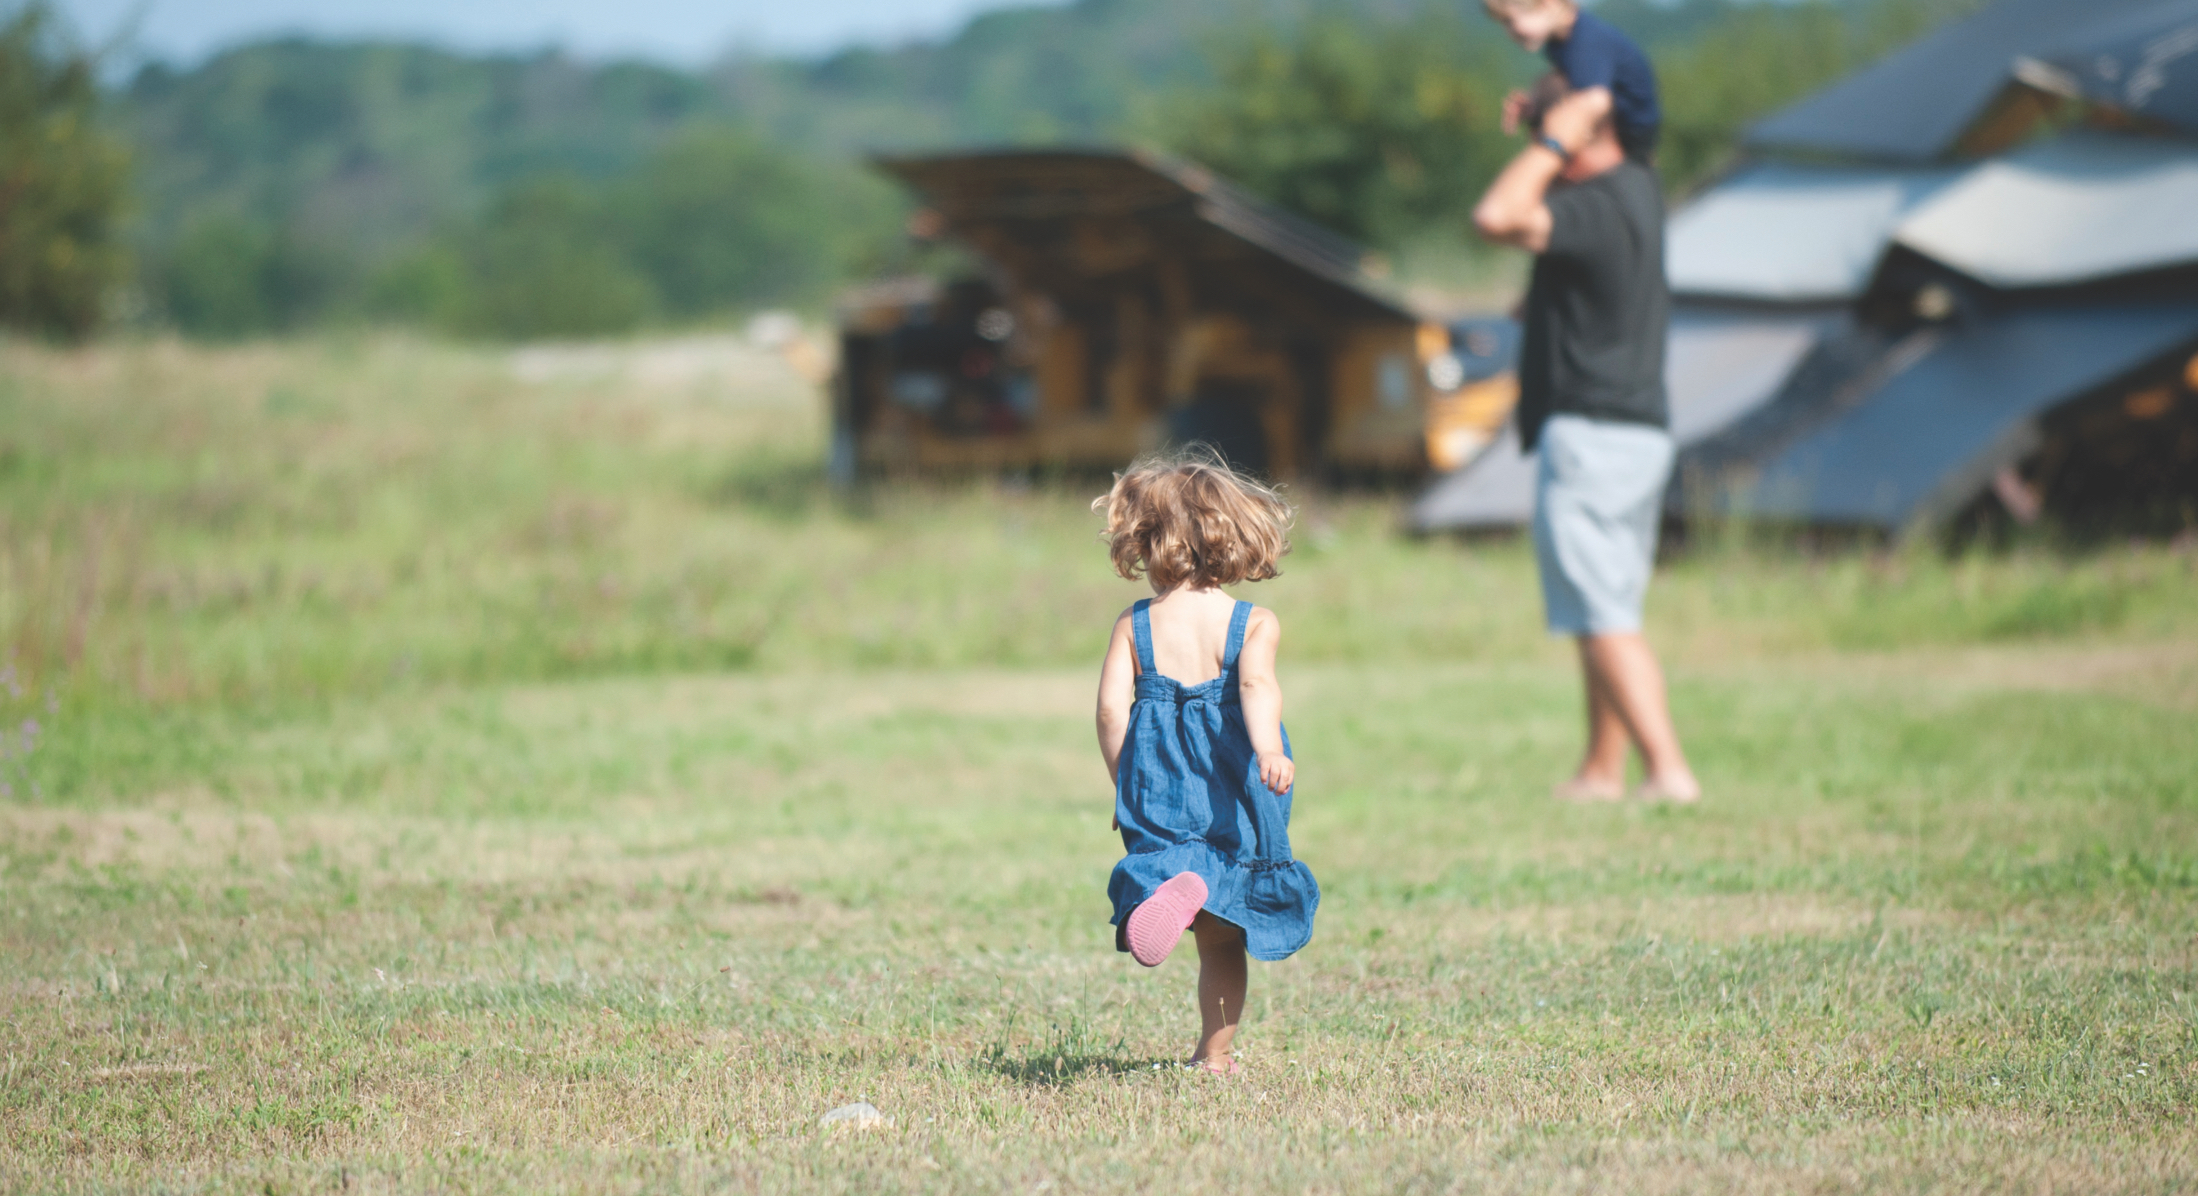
[1543, 11, 1662, 160]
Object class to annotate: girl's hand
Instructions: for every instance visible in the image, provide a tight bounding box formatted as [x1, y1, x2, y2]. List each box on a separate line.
[1257, 751, 1295, 796]
[1501, 88, 1536, 136]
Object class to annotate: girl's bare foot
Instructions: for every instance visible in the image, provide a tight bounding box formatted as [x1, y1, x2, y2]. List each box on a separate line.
[1185, 1055, 1241, 1076]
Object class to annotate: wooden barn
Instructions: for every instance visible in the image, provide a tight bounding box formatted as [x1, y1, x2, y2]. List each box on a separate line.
[831, 149, 1509, 481]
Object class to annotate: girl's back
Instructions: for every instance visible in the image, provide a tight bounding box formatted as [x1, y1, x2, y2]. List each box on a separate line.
[1138, 588, 1246, 685]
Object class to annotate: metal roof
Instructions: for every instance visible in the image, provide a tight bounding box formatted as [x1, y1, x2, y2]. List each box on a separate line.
[1666, 311, 1839, 443]
[1667, 163, 1960, 302]
[872, 149, 1417, 324]
[1728, 300, 2198, 528]
[1745, 0, 2170, 163]
[2017, 0, 2198, 135]
[1893, 130, 2198, 288]
[1409, 308, 1833, 530]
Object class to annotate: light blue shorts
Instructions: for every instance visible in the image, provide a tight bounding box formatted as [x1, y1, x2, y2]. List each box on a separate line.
[1532, 414, 1674, 636]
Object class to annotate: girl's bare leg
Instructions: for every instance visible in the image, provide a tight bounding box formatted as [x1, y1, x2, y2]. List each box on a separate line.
[1189, 912, 1246, 1067]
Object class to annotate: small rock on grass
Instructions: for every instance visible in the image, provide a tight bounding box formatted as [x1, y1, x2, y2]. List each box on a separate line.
[819, 1101, 887, 1127]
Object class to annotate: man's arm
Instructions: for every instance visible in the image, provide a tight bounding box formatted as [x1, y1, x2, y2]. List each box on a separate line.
[1543, 85, 1613, 135]
[1506, 82, 1608, 137]
[1472, 142, 1564, 253]
[1471, 94, 1605, 253]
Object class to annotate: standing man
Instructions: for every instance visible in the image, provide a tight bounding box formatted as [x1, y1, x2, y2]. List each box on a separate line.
[1472, 75, 1700, 803]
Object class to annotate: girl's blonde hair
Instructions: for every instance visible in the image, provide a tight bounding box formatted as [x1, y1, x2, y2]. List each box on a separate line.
[1093, 451, 1293, 591]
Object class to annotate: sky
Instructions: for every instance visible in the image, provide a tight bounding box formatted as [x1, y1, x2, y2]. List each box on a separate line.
[50, 0, 1056, 65]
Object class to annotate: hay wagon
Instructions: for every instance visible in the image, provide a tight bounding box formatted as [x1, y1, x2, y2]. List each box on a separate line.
[831, 149, 1515, 482]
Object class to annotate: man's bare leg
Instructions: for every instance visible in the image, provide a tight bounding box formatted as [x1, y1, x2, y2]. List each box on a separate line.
[1557, 650, 1630, 799]
[1577, 632, 1699, 800]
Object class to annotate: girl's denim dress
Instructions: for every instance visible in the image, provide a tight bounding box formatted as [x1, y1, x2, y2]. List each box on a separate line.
[1108, 598, 1319, 961]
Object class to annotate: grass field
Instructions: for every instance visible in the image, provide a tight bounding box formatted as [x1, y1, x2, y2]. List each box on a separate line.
[3, 334, 2197, 1192]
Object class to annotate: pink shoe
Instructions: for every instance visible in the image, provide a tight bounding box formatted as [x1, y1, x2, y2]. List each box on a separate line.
[1126, 872, 1207, 967]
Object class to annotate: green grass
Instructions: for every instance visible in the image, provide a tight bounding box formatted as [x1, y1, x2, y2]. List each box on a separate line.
[2, 335, 2196, 1192]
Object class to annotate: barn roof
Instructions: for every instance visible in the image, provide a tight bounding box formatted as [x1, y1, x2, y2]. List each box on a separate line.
[1667, 163, 1959, 302]
[2016, 0, 2198, 135]
[1702, 299, 2198, 528]
[873, 149, 1418, 325]
[1744, 0, 2170, 163]
[1892, 130, 2198, 288]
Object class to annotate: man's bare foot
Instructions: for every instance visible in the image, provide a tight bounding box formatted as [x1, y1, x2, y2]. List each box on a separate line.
[1634, 773, 1702, 803]
[1553, 776, 1625, 802]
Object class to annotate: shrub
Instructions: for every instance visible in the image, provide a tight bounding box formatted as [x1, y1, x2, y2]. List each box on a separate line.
[0, 3, 130, 339]
[451, 177, 657, 340]
[156, 211, 351, 338]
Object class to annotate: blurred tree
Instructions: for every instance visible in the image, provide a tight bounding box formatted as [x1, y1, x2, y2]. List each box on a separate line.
[361, 130, 898, 339]
[0, 3, 130, 338]
[364, 244, 469, 330]
[159, 212, 351, 337]
[1156, 8, 1515, 246]
[607, 126, 899, 318]
[448, 177, 656, 340]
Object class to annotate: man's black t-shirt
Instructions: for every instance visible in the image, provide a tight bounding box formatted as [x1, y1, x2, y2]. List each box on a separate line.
[1516, 159, 1669, 452]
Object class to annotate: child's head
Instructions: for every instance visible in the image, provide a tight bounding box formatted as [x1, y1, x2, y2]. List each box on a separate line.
[1482, 0, 1576, 51]
[1094, 451, 1292, 593]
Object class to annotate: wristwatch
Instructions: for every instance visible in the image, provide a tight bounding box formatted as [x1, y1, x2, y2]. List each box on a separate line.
[1537, 134, 1573, 163]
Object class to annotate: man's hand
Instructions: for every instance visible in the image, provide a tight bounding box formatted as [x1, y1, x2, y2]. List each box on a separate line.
[1501, 88, 1533, 136]
[1257, 751, 1295, 796]
[1537, 86, 1612, 155]
[1475, 82, 1613, 254]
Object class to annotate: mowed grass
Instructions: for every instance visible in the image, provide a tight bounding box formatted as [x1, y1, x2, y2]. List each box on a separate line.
[2, 335, 2197, 1192]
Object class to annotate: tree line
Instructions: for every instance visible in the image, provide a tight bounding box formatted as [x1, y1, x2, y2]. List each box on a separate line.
[0, 0, 1977, 342]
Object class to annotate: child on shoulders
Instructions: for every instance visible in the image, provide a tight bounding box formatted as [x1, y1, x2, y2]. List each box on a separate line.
[1484, 0, 1663, 164]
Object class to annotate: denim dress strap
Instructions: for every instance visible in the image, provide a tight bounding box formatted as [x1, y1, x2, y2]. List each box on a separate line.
[1222, 600, 1252, 670]
[1130, 598, 1157, 675]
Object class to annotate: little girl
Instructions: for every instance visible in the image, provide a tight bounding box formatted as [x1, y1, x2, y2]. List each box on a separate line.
[1092, 453, 1321, 1075]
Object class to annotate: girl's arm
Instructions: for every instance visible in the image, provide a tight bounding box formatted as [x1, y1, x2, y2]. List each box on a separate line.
[1095, 608, 1138, 787]
[1236, 607, 1295, 795]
